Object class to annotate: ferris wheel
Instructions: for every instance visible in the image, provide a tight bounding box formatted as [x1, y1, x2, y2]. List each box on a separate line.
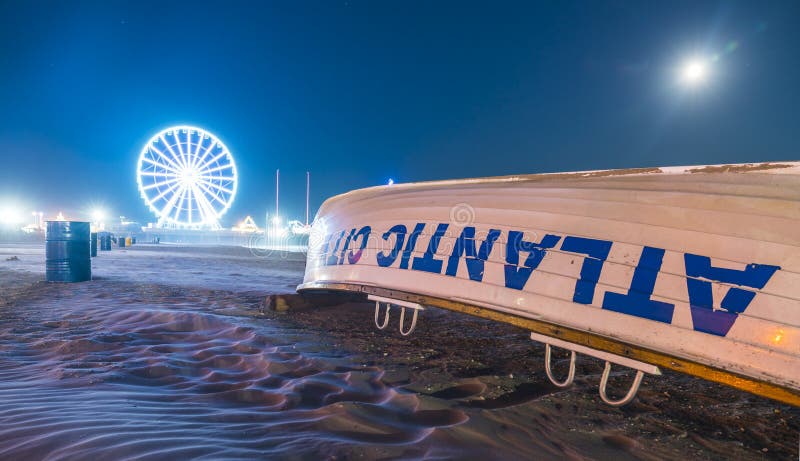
[137, 126, 237, 228]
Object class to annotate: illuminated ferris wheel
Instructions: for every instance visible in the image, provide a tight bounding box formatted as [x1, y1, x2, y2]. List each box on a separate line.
[137, 126, 237, 229]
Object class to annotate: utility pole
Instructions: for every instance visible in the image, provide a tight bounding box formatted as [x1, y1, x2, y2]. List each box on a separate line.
[275, 169, 280, 223]
[305, 171, 310, 226]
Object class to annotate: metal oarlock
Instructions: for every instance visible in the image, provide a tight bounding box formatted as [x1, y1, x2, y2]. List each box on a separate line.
[368, 295, 425, 336]
[398, 306, 420, 336]
[544, 344, 576, 387]
[374, 301, 391, 329]
[531, 331, 661, 406]
[599, 362, 646, 407]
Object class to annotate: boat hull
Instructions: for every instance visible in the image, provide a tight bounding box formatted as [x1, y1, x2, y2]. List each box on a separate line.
[298, 163, 800, 404]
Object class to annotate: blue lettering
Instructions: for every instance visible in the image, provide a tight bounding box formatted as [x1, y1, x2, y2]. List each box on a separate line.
[337, 228, 356, 265]
[560, 236, 612, 304]
[445, 227, 501, 282]
[325, 230, 346, 266]
[399, 223, 426, 270]
[347, 226, 371, 264]
[377, 225, 407, 267]
[504, 232, 561, 290]
[318, 232, 333, 264]
[412, 223, 449, 273]
[684, 254, 780, 336]
[602, 246, 674, 323]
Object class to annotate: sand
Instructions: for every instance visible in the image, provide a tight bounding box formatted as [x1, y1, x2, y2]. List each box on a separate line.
[0, 243, 797, 460]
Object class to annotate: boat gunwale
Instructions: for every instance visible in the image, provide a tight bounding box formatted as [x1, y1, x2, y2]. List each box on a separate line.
[320, 161, 800, 211]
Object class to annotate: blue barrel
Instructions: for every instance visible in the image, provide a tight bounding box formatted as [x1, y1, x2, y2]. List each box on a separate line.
[118, 236, 126, 248]
[90, 232, 98, 257]
[46, 221, 91, 282]
[98, 233, 110, 251]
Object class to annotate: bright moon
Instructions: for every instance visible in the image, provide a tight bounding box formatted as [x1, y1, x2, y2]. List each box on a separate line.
[680, 59, 708, 85]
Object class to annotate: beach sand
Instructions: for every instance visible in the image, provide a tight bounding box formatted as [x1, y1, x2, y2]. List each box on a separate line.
[0, 243, 797, 460]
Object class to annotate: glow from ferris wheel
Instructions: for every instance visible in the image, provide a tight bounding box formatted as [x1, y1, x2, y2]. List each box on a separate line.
[137, 125, 238, 228]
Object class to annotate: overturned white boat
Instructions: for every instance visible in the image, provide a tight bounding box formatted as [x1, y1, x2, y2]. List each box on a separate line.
[298, 162, 800, 406]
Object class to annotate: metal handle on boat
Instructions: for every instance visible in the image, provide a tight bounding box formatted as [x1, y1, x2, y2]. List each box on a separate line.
[530, 332, 660, 406]
[368, 295, 425, 336]
[374, 301, 391, 330]
[544, 344, 576, 387]
[398, 307, 420, 336]
[598, 361, 645, 407]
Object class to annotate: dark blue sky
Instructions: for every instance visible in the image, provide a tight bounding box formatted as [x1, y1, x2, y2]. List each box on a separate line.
[1, 0, 798, 224]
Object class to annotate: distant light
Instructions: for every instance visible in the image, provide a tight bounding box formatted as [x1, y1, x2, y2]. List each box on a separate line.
[271, 216, 281, 225]
[0, 206, 22, 225]
[91, 209, 105, 223]
[267, 228, 288, 238]
[680, 58, 709, 86]
[387, 178, 394, 186]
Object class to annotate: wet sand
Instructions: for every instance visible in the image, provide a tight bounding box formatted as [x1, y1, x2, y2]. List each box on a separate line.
[0, 243, 797, 460]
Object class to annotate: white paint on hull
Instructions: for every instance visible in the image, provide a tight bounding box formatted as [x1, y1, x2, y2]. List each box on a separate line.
[300, 162, 800, 391]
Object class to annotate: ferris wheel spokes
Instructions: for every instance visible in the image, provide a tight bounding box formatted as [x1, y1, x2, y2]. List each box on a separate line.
[194, 149, 229, 174]
[192, 139, 217, 170]
[198, 179, 233, 195]
[191, 133, 205, 168]
[149, 144, 184, 172]
[186, 187, 194, 224]
[138, 170, 178, 179]
[141, 156, 181, 175]
[142, 176, 180, 191]
[191, 184, 219, 224]
[158, 183, 185, 220]
[150, 181, 182, 204]
[174, 187, 189, 222]
[199, 176, 235, 183]
[159, 134, 186, 169]
[178, 134, 193, 169]
[195, 181, 229, 208]
[201, 163, 234, 176]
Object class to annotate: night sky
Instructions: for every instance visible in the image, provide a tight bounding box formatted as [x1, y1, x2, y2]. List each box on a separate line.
[1, 0, 798, 225]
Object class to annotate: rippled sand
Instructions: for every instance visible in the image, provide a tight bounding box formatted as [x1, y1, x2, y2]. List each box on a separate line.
[0, 244, 797, 460]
